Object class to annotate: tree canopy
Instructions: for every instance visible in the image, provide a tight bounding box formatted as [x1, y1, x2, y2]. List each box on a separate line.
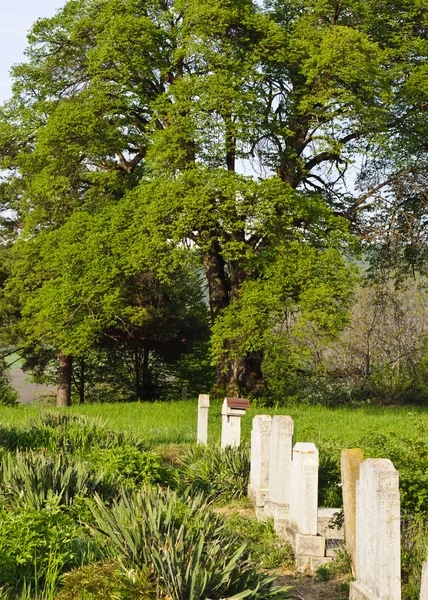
[0, 0, 427, 400]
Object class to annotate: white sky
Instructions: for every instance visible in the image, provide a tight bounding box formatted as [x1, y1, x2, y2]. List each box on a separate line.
[0, 1, 65, 104]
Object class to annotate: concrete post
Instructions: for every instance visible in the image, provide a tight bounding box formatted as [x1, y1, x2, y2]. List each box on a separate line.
[248, 415, 272, 509]
[221, 399, 249, 448]
[264, 415, 294, 524]
[350, 459, 401, 600]
[341, 448, 364, 577]
[290, 442, 319, 536]
[420, 561, 428, 600]
[197, 394, 210, 445]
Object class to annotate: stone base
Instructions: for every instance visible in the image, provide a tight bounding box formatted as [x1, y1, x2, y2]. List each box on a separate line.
[247, 484, 268, 508]
[296, 555, 332, 575]
[264, 500, 289, 521]
[317, 508, 344, 540]
[295, 533, 325, 557]
[349, 582, 376, 600]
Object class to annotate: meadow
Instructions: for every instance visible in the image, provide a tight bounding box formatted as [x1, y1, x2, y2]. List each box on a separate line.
[0, 399, 425, 447]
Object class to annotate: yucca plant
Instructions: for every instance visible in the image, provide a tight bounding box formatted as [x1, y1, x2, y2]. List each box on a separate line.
[178, 444, 250, 502]
[90, 486, 290, 600]
[0, 451, 119, 510]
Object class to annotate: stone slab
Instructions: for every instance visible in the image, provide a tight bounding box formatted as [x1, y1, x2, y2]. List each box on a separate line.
[197, 394, 210, 445]
[317, 507, 344, 540]
[294, 533, 325, 557]
[355, 459, 401, 600]
[341, 448, 364, 576]
[296, 555, 332, 575]
[289, 442, 319, 536]
[420, 561, 428, 600]
[248, 415, 272, 508]
[349, 582, 377, 600]
[266, 416, 294, 512]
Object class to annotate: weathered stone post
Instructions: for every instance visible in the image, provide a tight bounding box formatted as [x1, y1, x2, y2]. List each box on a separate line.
[350, 459, 401, 600]
[420, 561, 428, 600]
[221, 398, 250, 448]
[248, 415, 272, 511]
[290, 443, 319, 536]
[341, 448, 364, 577]
[264, 416, 294, 528]
[197, 394, 210, 445]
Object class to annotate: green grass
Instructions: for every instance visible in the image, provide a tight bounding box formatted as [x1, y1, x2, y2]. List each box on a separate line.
[1, 399, 427, 448]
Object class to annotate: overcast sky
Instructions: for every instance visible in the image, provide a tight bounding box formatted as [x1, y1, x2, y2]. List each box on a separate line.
[0, 1, 65, 104]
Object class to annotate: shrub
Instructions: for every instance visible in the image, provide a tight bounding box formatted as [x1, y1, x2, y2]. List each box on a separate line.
[222, 513, 294, 570]
[0, 451, 119, 510]
[401, 516, 428, 600]
[55, 561, 157, 600]
[88, 446, 175, 488]
[0, 500, 94, 597]
[178, 444, 250, 502]
[90, 486, 290, 600]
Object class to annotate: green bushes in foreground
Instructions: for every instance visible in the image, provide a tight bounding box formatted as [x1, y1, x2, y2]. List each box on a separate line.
[0, 413, 291, 599]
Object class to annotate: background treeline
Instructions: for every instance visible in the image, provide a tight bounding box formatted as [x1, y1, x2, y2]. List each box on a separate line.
[0, 0, 427, 405]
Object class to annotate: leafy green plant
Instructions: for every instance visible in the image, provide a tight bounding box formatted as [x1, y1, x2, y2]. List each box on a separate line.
[0, 500, 95, 597]
[401, 516, 428, 600]
[55, 561, 157, 600]
[314, 564, 332, 582]
[222, 514, 294, 570]
[178, 444, 250, 502]
[88, 446, 176, 488]
[90, 486, 290, 600]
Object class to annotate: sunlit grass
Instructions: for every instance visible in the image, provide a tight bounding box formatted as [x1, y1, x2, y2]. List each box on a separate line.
[0, 400, 427, 448]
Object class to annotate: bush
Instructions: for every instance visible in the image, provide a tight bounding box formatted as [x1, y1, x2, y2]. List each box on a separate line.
[55, 562, 157, 600]
[88, 446, 175, 488]
[401, 516, 428, 600]
[0, 358, 18, 406]
[0, 500, 94, 597]
[90, 486, 290, 600]
[222, 513, 294, 570]
[0, 451, 119, 510]
[178, 444, 250, 502]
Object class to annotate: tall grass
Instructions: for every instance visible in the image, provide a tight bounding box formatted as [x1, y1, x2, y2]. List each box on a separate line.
[1, 401, 428, 447]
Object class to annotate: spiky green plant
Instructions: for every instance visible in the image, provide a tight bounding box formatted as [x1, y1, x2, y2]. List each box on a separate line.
[178, 444, 250, 502]
[90, 486, 290, 600]
[0, 451, 119, 510]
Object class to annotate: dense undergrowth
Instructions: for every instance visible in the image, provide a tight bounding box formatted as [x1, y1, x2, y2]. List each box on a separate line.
[0, 413, 290, 599]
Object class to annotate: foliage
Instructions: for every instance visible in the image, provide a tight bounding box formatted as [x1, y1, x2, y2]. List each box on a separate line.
[178, 444, 250, 502]
[360, 417, 428, 516]
[90, 486, 290, 600]
[0, 500, 94, 597]
[222, 513, 294, 570]
[0, 451, 119, 511]
[55, 562, 157, 600]
[401, 516, 428, 600]
[88, 446, 175, 489]
[0, 358, 17, 406]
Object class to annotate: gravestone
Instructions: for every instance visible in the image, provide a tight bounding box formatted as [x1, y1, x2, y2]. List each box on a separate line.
[341, 448, 364, 577]
[248, 415, 272, 510]
[197, 394, 210, 445]
[264, 415, 294, 527]
[350, 458, 401, 600]
[221, 398, 250, 448]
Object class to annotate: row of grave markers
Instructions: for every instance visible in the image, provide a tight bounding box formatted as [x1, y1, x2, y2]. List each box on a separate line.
[197, 394, 428, 599]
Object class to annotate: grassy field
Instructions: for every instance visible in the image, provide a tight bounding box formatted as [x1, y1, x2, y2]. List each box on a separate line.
[0, 399, 426, 448]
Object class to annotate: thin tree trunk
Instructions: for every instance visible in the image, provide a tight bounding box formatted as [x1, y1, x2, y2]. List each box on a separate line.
[57, 351, 72, 407]
[79, 358, 85, 404]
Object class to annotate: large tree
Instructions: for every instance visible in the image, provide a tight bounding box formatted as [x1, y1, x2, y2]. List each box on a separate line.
[1, 0, 426, 395]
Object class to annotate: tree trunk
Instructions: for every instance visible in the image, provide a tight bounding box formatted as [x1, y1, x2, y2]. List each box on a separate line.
[227, 353, 265, 397]
[57, 351, 72, 407]
[202, 240, 229, 321]
[79, 358, 85, 404]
